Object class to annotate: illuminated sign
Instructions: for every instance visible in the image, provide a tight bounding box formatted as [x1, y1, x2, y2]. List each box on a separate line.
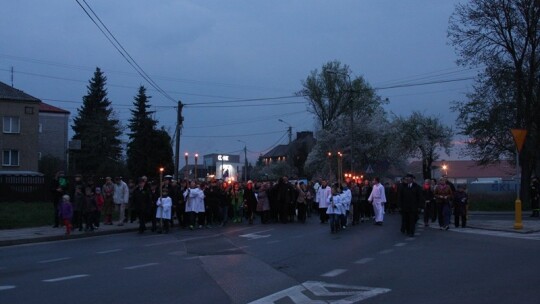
[218, 155, 229, 161]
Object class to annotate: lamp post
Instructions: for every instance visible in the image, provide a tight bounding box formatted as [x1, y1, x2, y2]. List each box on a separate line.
[159, 167, 164, 197]
[238, 140, 248, 182]
[194, 153, 198, 180]
[442, 164, 448, 177]
[184, 152, 189, 180]
[327, 152, 333, 182]
[337, 151, 343, 186]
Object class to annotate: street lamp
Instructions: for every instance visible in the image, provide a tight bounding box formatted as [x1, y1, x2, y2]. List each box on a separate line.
[337, 152, 343, 185]
[194, 153, 198, 180]
[442, 164, 448, 176]
[159, 167, 164, 197]
[238, 140, 248, 182]
[327, 152, 333, 182]
[184, 152, 189, 180]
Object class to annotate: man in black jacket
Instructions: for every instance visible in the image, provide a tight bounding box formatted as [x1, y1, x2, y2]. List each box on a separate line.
[398, 174, 422, 237]
[131, 178, 152, 233]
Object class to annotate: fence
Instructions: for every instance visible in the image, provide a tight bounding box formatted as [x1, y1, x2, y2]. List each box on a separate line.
[0, 175, 50, 202]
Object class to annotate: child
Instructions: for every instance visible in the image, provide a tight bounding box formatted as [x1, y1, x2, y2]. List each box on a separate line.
[327, 184, 343, 233]
[156, 188, 172, 233]
[94, 187, 104, 229]
[58, 195, 73, 235]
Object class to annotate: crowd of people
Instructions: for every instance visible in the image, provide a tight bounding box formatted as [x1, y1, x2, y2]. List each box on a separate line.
[50, 171, 540, 237]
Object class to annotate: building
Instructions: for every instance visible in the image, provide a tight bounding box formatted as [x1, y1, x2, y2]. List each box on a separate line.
[203, 153, 241, 181]
[0, 81, 41, 172]
[262, 131, 316, 177]
[38, 102, 70, 169]
[407, 160, 516, 184]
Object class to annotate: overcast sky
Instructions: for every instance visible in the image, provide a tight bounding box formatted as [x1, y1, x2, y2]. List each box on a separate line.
[1, 0, 474, 166]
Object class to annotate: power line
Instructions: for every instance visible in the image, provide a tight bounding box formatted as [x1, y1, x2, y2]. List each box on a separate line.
[75, 0, 177, 104]
[182, 130, 284, 138]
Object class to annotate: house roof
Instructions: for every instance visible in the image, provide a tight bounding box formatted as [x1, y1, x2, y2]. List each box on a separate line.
[408, 160, 516, 179]
[0, 81, 41, 102]
[262, 144, 289, 158]
[39, 102, 70, 114]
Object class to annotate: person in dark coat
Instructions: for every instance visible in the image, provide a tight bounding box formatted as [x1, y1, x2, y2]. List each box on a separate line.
[243, 180, 258, 225]
[421, 179, 435, 227]
[131, 178, 152, 233]
[50, 171, 68, 228]
[398, 174, 422, 237]
[273, 176, 296, 223]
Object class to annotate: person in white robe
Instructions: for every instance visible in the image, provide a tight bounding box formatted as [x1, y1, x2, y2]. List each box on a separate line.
[368, 177, 387, 225]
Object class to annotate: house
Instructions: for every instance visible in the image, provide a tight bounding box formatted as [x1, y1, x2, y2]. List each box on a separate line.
[38, 102, 70, 169]
[0, 81, 41, 172]
[407, 160, 516, 184]
[261, 131, 316, 178]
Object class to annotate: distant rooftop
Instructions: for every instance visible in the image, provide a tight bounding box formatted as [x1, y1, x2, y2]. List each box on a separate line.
[0, 81, 41, 102]
[39, 102, 70, 114]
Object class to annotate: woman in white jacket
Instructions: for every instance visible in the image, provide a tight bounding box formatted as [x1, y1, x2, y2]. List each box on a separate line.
[184, 181, 205, 230]
[156, 188, 172, 233]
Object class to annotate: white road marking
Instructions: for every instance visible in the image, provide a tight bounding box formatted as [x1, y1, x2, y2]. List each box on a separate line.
[96, 249, 122, 254]
[124, 263, 159, 270]
[321, 269, 347, 277]
[0, 285, 16, 291]
[43, 274, 89, 282]
[249, 281, 391, 304]
[38, 257, 71, 264]
[394, 242, 407, 247]
[405, 237, 416, 241]
[379, 249, 394, 254]
[266, 240, 281, 244]
[354, 257, 374, 264]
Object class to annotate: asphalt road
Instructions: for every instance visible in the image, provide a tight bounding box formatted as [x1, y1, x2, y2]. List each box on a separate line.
[1, 214, 539, 304]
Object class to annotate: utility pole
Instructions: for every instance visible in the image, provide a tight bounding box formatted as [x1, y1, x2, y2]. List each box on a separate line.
[175, 101, 184, 180]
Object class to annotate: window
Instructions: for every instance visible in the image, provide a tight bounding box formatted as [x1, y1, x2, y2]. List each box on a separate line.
[25, 106, 34, 114]
[39, 123, 43, 133]
[3, 116, 20, 133]
[2, 150, 20, 166]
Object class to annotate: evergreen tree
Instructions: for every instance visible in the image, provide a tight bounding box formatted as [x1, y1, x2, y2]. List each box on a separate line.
[127, 86, 158, 178]
[71, 68, 123, 176]
[126, 86, 174, 178]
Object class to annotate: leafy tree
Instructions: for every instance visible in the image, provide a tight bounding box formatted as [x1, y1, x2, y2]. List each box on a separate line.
[71, 68, 123, 176]
[126, 86, 174, 179]
[298, 61, 388, 179]
[448, 0, 540, 201]
[391, 112, 453, 179]
[297, 60, 382, 131]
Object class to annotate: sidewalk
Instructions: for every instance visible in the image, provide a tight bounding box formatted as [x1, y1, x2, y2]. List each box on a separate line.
[1, 212, 539, 247]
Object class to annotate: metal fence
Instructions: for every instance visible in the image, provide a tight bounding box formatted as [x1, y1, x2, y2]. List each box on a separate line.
[0, 175, 50, 202]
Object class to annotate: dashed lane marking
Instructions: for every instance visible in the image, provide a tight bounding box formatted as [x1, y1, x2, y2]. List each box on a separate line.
[394, 243, 407, 247]
[97, 249, 122, 254]
[0, 285, 16, 291]
[354, 257, 374, 264]
[38, 257, 71, 264]
[378, 249, 394, 254]
[124, 263, 159, 270]
[43, 274, 89, 282]
[321, 269, 347, 277]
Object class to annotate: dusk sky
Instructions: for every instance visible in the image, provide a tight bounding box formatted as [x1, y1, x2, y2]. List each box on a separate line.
[1, 0, 476, 165]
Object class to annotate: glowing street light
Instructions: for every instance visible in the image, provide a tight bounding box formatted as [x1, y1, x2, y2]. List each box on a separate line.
[194, 153, 199, 180]
[184, 152, 189, 180]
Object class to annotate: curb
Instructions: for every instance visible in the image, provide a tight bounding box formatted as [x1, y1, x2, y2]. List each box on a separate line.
[0, 228, 138, 247]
